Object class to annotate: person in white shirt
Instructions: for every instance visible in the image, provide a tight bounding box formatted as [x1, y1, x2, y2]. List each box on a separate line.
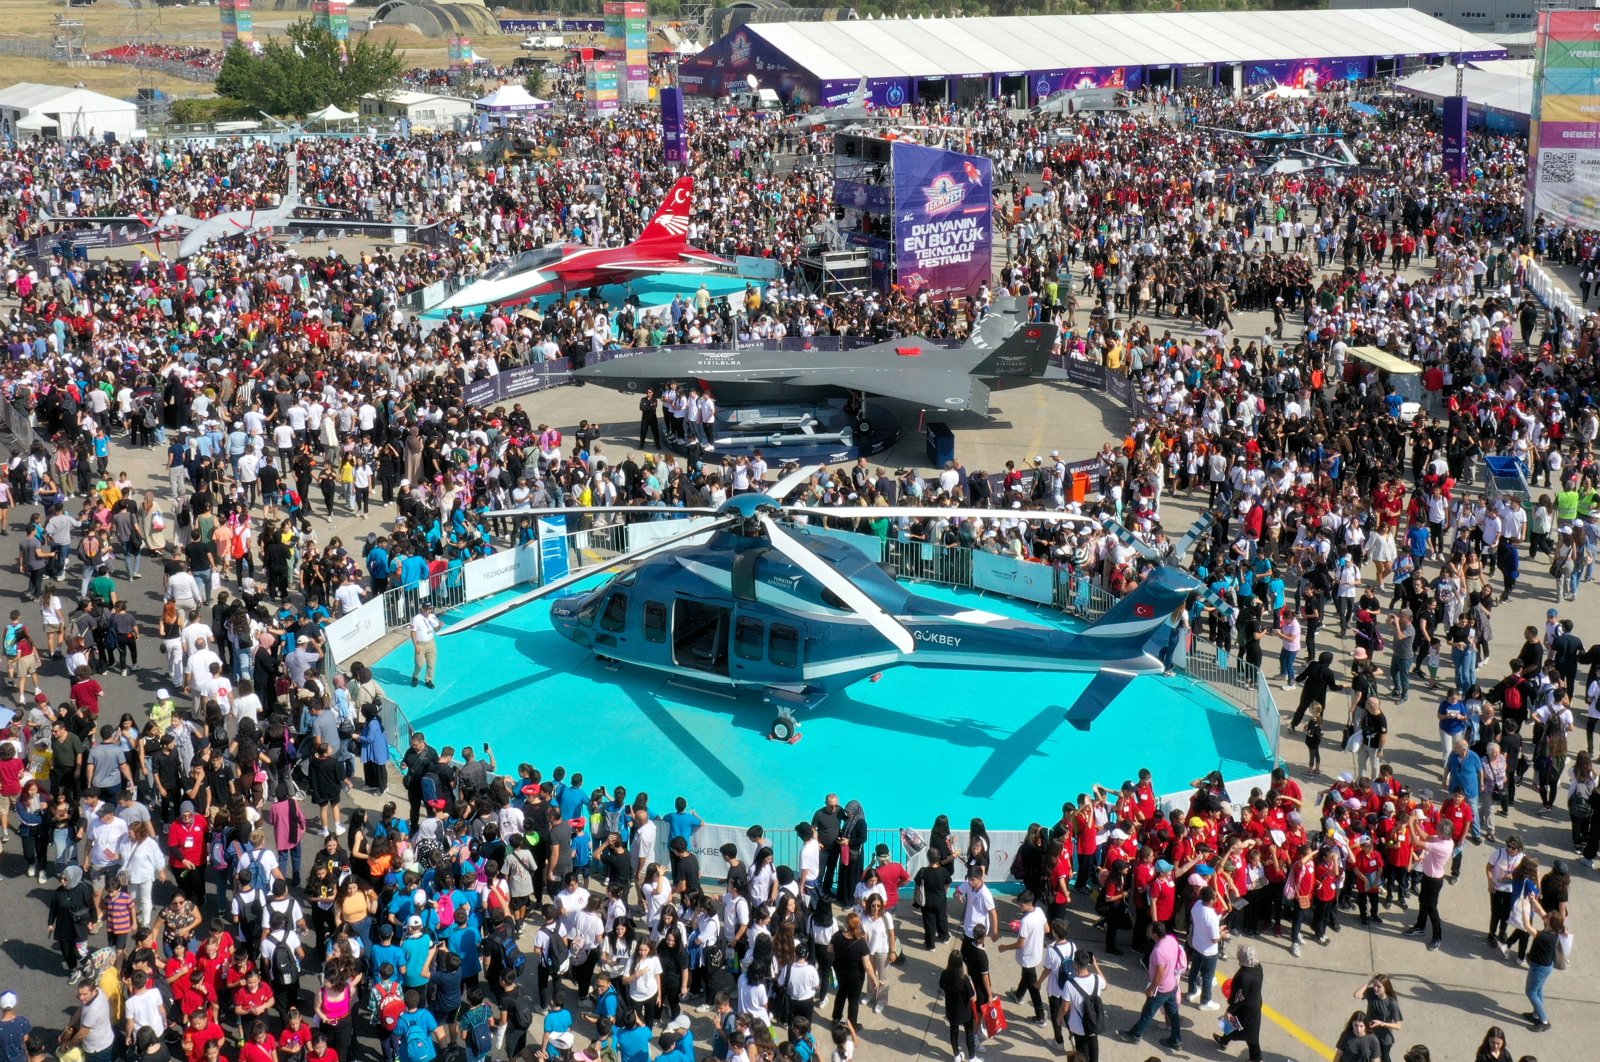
[409, 602, 441, 688]
[860, 894, 896, 1015]
[629, 808, 658, 900]
[124, 972, 168, 1036]
[1184, 887, 1225, 1010]
[333, 573, 365, 616]
[1060, 949, 1107, 1056]
[798, 822, 821, 901]
[623, 940, 664, 1026]
[956, 871, 998, 940]
[999, 891, 1048, 1024]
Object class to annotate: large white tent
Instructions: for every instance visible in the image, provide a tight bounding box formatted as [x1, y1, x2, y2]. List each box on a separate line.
[0, 82, 139, 141]
[1395, 63, 1532, 123]
[719, 8, 1501, 81]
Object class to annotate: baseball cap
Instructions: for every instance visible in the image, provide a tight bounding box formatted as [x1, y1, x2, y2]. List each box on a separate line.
[406, 915, 423, 929]
[1155, 859, 1174, 872]
[0, 992, 15, 1010]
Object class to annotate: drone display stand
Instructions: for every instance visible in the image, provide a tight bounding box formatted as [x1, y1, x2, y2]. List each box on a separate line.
[667, 397, 900, 465]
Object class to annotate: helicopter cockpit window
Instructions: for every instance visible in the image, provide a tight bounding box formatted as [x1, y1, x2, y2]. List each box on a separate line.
[643, 601, 667, 643]
[769, 624, 800, 668]
[735, 616, 764, 661]
[599, 592, 628, 633]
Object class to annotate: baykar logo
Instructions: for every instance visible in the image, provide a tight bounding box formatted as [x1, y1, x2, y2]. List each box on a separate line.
[922, 173, 966, 217]
[730, 33, 750, 65]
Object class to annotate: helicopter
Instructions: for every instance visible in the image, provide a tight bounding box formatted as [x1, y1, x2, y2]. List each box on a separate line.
[446, 466, 1202, 742]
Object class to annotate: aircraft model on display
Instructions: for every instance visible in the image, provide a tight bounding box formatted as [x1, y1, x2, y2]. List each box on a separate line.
[446, 464, 1201, 742]
[572, 305, 1055, 416]
[42, 149, 317, 259]
[794, 78, 883, 130]
[1032, 87, 1133, 116]
[434, 176, 730, 311]
[1199, 124, 1361, 176]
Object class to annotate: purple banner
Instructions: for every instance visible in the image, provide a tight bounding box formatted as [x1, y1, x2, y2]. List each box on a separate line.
[1245, 57, 1371, 89]
[844, 232, 892, 292]
[890, 142, 992, 301]
[660, 86, 687, 164]
[835, 178, 892, 215]
[1443, 94, 1469, 181]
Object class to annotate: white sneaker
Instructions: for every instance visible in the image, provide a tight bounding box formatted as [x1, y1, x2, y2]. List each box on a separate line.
[1184, 991, 1201, 1004]
[955, 1054, 966, 1062]
[873, 1003, 885, 1015]
[1200, 1001, 1221, 1012]
[37, 870, 47, 884]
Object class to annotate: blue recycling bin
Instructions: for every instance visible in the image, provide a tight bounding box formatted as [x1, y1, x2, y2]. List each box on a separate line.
[925, 421, 955, 467]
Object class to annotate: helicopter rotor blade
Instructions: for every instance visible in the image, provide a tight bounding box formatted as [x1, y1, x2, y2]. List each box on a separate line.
[442, 514, 739, 635]
[475, 506, 722, 519]
[764, 463, 824, 502]
[791, 505, 1099, 525]
[757, 513, 916, 655]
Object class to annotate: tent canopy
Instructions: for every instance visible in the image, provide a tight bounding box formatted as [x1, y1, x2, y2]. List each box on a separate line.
[14, 113, 57, 131]
[474, 84, 551, 112]
[306, 103, 358, 122]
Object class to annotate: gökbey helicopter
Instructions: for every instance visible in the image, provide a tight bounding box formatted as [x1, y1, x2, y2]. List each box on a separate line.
[447, 461, 1204, 743]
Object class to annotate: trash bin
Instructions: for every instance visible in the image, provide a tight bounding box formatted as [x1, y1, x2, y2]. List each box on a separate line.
[925, 421, 955, 467]
[1069, 471, 1089, 503]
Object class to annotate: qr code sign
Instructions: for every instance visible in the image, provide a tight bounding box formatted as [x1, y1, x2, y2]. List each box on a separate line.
[1544, 151, 1578, 184]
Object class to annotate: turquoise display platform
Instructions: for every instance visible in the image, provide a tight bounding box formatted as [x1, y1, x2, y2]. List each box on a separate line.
[376, 581, 1274, 829]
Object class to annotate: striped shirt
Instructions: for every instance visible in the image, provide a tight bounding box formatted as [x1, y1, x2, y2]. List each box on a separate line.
[106, 892, 137, 936]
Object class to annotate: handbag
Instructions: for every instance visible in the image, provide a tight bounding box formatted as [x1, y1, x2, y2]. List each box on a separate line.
[978, 997, 1008, 1038]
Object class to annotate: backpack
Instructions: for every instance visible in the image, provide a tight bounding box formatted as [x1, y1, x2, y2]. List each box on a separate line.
[238, 844, 270, 893]
[269, 936, 300, 986]
[402, 1019, 437, 1062]
[538, 928, 568, 974]
[505, 993, 536, 1032]
[374, 981, 405, 1031]
[465, 1014, 493, 1057]
[498, 929, 527, 976]
[1065, 973, 1104, 1035]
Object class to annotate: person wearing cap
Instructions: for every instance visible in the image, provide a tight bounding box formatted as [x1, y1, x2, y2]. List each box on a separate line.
[0, 992, 30, 1062]
[409, 602, 441, 690]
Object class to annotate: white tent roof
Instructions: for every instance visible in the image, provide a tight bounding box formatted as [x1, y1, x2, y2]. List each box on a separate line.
[475, 84, 547, 111]
[1396, 64, 1531, 119]
[0, 81, 136, 115]
[739, 8, 1502, 81]
[306, 103, 358, 122]
[14, 113, 57, 130]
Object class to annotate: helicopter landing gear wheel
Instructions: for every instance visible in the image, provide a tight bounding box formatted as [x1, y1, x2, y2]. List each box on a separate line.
[769, 713, 801, 744]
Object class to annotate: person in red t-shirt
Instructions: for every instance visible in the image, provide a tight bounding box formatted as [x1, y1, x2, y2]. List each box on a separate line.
[239, 1021, 277, 1062]
[277, 1009, 313, 1061]
[181, 1006, 226, 1062]
[233, 972, 276, 1037]
[166, 803, 209, 906]
[870, 845, 911, 916]
[1352, 837, 1385, 926]
[1440, 791, 1474, 881]
[1310, 848, 1343, 944]
[305, 1031, 337, 1062]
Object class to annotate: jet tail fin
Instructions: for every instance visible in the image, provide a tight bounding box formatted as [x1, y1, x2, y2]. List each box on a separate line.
[635, 176, 693, 248]
[851, 76, 868, 107]
[282, 146, 300, 206]
[967, 311, 1056, 381]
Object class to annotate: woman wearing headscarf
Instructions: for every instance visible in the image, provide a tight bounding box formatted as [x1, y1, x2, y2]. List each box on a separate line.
[837, 800, 868, 903]
[47, 865, 97, 973]
[1213, 943, 1263, 1061]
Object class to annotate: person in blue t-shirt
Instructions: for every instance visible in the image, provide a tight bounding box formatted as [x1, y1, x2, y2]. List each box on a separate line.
[539, 992, 573, 1061]
[661, 798, 702, 844]
[369, 924, 407, 981]
[616, 1009, 653, 1062]
[393, 994, 442, 1062]
[398, 918, 435, 990]
[442, 908, 482, 982]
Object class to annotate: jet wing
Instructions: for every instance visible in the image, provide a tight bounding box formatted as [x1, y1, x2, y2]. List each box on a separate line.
[780, 363, 992, 412]
[606, 261, 731, 275]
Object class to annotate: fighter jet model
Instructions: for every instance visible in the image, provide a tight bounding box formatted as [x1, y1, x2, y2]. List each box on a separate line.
[794, 78, 885, 130]
[1032, 87, 1132, 116]
[573, 305, 1055, 415]
[434, 176, 729, 311]
[41, 149, 315, 259]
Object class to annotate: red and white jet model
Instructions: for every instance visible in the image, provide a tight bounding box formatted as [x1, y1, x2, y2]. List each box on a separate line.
[436, 176, 728, 311]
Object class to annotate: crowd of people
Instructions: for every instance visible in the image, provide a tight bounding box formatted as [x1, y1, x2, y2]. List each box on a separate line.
[0, 72, 1593, 1062]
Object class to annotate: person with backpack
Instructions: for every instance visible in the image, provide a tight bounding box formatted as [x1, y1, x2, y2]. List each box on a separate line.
[1060, 949, 1107, 1062]
[458, 985, 499, 1062]
[262, 880, 309, 1017]
[393, 989, 445, 1062]
[936, 947, 978, 1062]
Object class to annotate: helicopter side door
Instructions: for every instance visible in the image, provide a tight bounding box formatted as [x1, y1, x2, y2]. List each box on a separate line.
[590, 587, 633, 654]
